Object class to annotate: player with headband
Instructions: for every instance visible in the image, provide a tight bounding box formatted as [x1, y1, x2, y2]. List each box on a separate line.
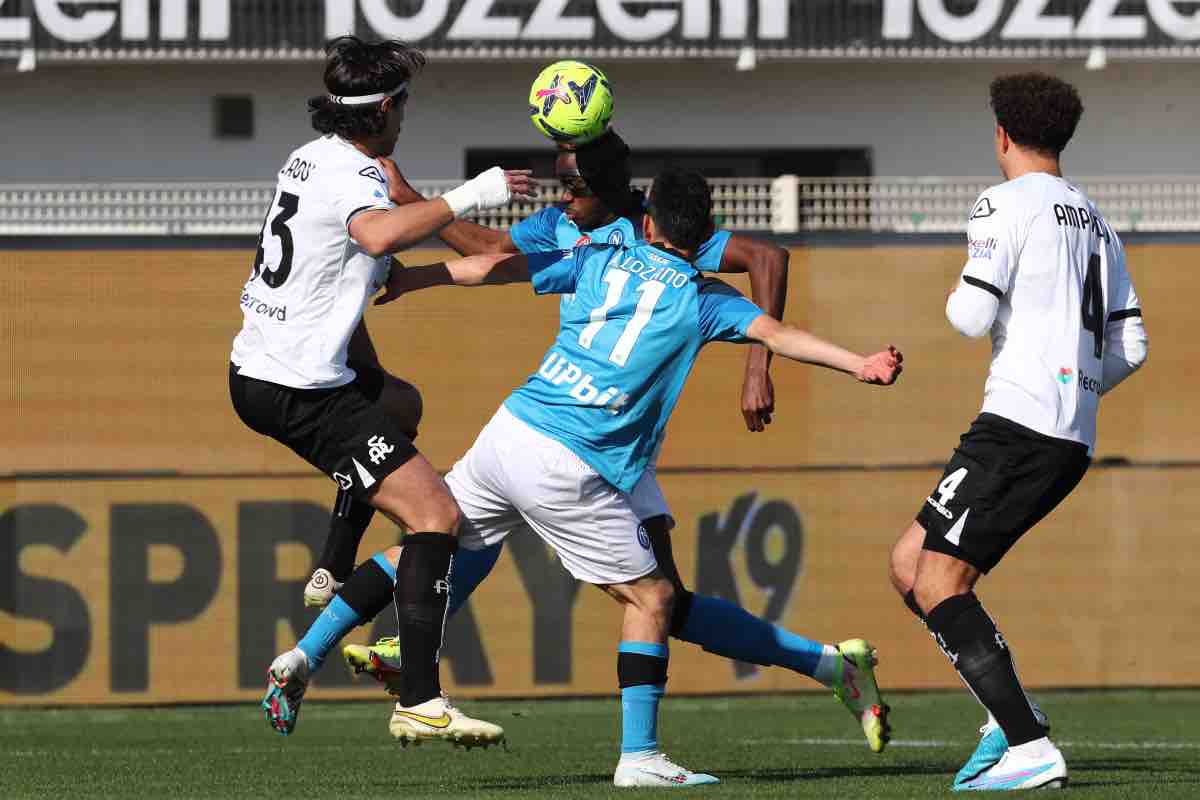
[230, 35, 532, 747]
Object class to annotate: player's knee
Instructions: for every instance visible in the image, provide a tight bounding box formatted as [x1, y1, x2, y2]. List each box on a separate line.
[888, 548, 914, 597]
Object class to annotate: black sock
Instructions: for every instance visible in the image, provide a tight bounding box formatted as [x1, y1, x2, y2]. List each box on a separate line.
[394, 532, 456, 707]
[336, 557, 395, 621]
[926, 592, 1042, 746]
[318, 489, 376, 581]
[668, 589, 694, 638]
[903, 589, 926, 621]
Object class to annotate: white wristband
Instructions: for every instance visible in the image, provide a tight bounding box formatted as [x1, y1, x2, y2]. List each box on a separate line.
[442, 182, 478, 219]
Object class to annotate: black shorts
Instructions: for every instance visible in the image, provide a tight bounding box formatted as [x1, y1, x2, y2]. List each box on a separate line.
[916, 413, 1090, 574]
[229, 362, 418, 501]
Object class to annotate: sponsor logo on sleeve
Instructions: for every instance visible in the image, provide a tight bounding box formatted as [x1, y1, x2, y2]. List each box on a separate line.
[968, 237, 998, 259]
[970, 197, 997, 220]
[358, 165, 387, 184]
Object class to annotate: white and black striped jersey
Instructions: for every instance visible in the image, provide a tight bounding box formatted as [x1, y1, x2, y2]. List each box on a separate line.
[947, 172, 1144, 453]
[230, 135, 394, 389]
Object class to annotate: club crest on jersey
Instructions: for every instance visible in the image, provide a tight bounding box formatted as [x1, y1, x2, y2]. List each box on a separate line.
[607, 229, 624, 246]
[333, 471, 353, 490]
[358, 165, 387, 184]
[970, 197, 997, 220]
[636, 524, 651, 550]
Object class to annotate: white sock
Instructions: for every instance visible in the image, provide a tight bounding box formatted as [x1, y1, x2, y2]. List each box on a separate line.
[811, 645, 842, 687]
[1010, 736, 1055, 759]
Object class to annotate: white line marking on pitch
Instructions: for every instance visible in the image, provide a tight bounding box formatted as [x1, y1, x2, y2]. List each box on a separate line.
[742, 737, 1200, 750]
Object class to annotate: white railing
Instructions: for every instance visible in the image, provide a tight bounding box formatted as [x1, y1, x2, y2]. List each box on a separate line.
[1, 177, 1197, 237]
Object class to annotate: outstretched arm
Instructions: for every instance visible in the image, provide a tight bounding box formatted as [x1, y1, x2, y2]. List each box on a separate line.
[374, 253, 532, 304]
[745, 315, 902, 385]
[349, 167, 534, 257]
[718, 235, 789, 431]
[379, 156, 521, 256]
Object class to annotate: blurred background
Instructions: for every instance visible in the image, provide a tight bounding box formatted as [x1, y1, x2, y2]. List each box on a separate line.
[1, 1, 1196, 706]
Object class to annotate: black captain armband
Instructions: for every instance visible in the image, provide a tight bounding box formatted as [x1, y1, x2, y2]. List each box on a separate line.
[962, 275, 1004, 300]
[1108, 308, 1143, 323]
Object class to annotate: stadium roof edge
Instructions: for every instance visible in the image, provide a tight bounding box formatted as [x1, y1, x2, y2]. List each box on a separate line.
[6, 45, 1200, 65]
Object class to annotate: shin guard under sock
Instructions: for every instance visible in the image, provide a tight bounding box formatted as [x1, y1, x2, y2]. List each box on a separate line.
[618, 642, 669, 755]
[925, 592, 1042, 746]
[394, 532, 456, 707]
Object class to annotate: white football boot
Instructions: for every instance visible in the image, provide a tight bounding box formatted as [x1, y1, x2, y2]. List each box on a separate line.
[302, 568, 343, 608]
[389, 694, 505, 749]
[955, 740, 1067, 791]
[613, 753, 720, 787]
[261, 648, 310, 735]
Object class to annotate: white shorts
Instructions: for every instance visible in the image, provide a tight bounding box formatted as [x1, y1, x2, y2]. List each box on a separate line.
[628, 467, 674, 530]
[446, 406, 658, 586]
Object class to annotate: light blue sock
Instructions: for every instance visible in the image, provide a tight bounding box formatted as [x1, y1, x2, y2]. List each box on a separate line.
[619, 641, 668, 755]
[448, 543, 503, 617]
[296, 595, 360, 672]
[678, 594, 824, 676]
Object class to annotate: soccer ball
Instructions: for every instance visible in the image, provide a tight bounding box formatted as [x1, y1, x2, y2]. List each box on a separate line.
[528, 60, 614, 146]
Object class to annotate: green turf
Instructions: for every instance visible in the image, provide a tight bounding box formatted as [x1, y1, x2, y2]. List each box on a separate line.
[2, 690, 1198, 798]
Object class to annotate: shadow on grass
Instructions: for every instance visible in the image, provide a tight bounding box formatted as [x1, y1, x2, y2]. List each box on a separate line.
[1067, 756, 1200, 788]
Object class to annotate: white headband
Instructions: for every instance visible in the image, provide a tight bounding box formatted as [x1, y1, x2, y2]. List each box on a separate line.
[328, 81, 408, 105]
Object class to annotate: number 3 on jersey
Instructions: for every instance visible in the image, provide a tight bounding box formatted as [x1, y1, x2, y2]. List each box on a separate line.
[251, 191, 299, 288]
[578, 271, 666, 367]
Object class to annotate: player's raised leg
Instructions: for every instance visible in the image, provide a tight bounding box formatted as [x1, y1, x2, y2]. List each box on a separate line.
[638, 478, 890, 752]
[264, 548, 399, 734]
[306, 359, 423, 607]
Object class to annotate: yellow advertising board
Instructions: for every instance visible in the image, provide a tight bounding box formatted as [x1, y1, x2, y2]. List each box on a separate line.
[3, 466, 1197, 706]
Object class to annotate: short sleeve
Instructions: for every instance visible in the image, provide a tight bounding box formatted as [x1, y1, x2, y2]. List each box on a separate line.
[693, 230, 731, 273]
[696, 278, 764, 343]
[959, 191, 1020, 300]
[510, 207, 565, 254]
[528, 248, 585, 295]
[331, 164, 394, 229]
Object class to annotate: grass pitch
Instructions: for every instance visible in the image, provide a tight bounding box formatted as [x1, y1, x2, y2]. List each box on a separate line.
[2, 690, 1198, 798]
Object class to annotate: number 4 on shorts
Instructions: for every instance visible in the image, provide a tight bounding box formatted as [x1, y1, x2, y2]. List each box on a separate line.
[935, 467, 969, 507]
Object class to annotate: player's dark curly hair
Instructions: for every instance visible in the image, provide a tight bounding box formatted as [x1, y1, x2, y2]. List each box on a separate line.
[308, 36, 426, 140]
[575, 129, 640, 218]
[990, 72, 1083, 157]
[647, 168, 713, 254]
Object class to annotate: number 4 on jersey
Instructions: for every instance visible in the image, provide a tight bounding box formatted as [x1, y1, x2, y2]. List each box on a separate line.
[1081, 253, 1105, 359]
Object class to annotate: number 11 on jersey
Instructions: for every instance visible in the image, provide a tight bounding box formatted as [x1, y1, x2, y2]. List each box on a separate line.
[579, 272, 667, 367]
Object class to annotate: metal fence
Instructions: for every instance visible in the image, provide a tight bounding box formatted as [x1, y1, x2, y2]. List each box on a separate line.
[1, 177, 1197, 237]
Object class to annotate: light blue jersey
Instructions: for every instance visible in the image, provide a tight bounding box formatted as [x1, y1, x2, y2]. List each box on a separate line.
[510, 205, 732, 271]
[505, 243, 763, 492]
